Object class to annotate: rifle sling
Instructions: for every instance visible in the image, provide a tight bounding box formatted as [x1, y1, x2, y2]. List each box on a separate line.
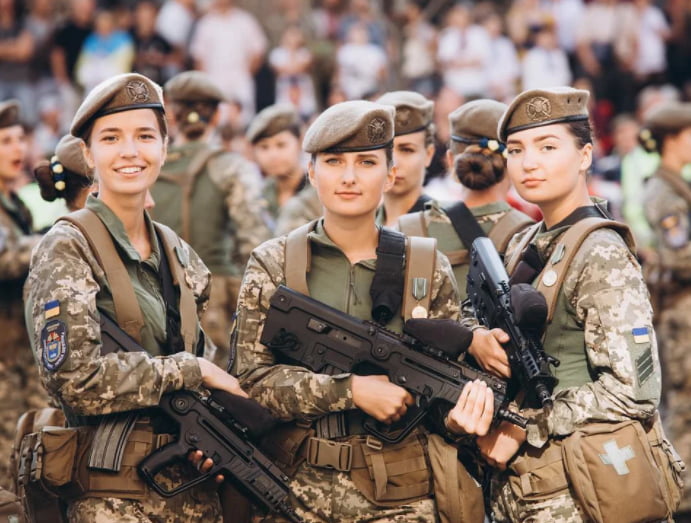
[445, 201, 487, 248]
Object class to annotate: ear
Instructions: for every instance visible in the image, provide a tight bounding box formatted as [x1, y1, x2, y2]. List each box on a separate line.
[80, 140, 95, 170]
[307, 161, 316, 187]
[445, 148, 453, 170]
[579, 142, 593, 174]
[383, 163, 396, 193]
[425, 143, 436, 168]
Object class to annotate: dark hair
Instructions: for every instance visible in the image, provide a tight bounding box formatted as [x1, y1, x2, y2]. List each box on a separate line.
[311, 143, 394, 168]
[34, 161, 93, 211]
[564, 119, 593, 148]
[453, 145, 505, 190]
[172, 101, 219, 141]
[81, 108, 168, 144]
[639, 125, 680, 154]
[423, 123, 436, 148]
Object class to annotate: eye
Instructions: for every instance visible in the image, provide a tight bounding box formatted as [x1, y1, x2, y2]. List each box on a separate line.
[360, 159, 377, 166]
[541, 144, 556, 151]
[101, 135, 117, 143]
[506, 147, 521, 156]
[324, 157, 340, 165]
[140, 133, 157, 141]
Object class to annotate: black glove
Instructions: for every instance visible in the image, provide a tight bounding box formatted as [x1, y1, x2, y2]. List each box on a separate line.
[509, 283, 547, 331]
[209, 390, 279, 439]
[404, 318, 473, 360]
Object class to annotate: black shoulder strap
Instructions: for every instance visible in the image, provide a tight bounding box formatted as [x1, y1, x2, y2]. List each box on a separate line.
[155, 229, 184, 356]
[409, 194, 432, 214]
[444, 201, 487, 248]
[370, 227, 406, 325]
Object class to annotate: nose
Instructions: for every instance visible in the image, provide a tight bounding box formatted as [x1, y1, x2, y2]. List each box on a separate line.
[119, 136, 138, 157]
[521, 148, 538, 171]
[341, 162, 356, 185]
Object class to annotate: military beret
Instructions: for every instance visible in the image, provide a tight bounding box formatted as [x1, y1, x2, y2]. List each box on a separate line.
[303, 101, 395, 154]
[450, 99, 507, 147]
[246, 103, 301, 144]
[498, 87, 589, 142]
[54, 134, 91, 180]
[375, 90, 434, 136]
[0, 99, 21, 129]
[643, 102, 691, 133]
[164, 71, 226, 104]
[71, 73, 166, 138]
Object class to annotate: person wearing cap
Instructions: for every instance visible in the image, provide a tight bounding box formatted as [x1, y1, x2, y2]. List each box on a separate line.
[0, 100, 50, 491]
[233, 100, 495, 522]
[397, 99, 534, 301]
[373, 90, 435, 227]
[24, 73, 247, 521]
[149, 70, 271, 364]
[465, 88, 669, 521]
[642, 101, 691, 517]
[247, 102, 319, 231]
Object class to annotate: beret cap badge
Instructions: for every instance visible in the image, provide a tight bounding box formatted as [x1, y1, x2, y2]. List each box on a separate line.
[368, 117, 387, 144]
[126, 80, 151, 103]
[526, 97, 552, 121]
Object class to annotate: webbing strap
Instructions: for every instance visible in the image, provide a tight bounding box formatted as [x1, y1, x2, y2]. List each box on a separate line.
[398, 211, 427, 237]
[284, 220, 316, 295]
[60, 209, 144, 344]
[654, 168, 691, 207]
[402, 236, 437, 321]
[445, 201, 487, 248]
[505, 222, 541, 276]
[371, 228, 406, 325]
[488, 210, 535, 254]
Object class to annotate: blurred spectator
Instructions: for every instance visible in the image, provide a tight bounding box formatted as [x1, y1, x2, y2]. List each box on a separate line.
[155, 0, 196, 64]
[666, 0, 691, 99]
[309, 0, 347, 108]
[26, 0, 59, 106]
[50, 0, 94, 130]
[269, 25, 317, 119]
[437, 4, 490, 101]
[544, 0, 584, 65]
[74, 8, 135, 92]
[335, 22, 387, 100]
[30, 94, 62, 163]
[131, 0, 175, 85]
[0, 0, 36, 125]
[481, 10, 519, 102]
[575, 0, 638, 113]
[506, 0, 551, 50]
[339, 0, 388, 49]
[189, 0, 267, 124]
[521, 22, 572, 90]
[400, 0, 438, 98]
[630, 0, 670, 89]
[594, 113, 641, 182]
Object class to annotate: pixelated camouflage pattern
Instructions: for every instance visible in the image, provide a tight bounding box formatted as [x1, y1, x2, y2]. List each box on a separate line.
[643, 168, 691, 512]
[23, 197, 209, 417]
[262, 176, 311, 232]
[274, 185, 323, 236]
[252, 461, 436, 522]
[0, 194, 49, 490]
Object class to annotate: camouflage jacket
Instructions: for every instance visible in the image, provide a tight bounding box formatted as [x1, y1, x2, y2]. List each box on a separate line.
[0, 191, 41, 283]
[274, 184, 322, 236]
[24, 196, 211, 416]
[232, 219, 460, 421]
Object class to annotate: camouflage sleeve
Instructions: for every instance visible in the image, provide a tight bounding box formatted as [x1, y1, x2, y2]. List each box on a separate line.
[525, 229, 660, 447]
[232, 238, 355, 421]
[24, 224, 203, 416]
[0, 211, 42, 280]
[207, 154, 273, 269]
[428, 250, 461, 321]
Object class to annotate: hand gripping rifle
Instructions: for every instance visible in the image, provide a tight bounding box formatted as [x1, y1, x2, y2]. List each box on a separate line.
[259, 285, 527, 445]
[98, 313, 302, 522]
[466, 236, 560, 411]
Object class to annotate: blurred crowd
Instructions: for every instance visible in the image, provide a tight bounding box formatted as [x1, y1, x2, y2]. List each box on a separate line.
[3, 0, 691, 251]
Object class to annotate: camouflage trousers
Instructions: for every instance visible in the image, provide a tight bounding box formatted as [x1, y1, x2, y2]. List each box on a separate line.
[657, 293, 691, 514]
[252, 461, 437, 523]
[67, 489, 222, 523]
[202, 274, 241, 369]
[0, 348, 50, 491]
[489, 470, 587, 523]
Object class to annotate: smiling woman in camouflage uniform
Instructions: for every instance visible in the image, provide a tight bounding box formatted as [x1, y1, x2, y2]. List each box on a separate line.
[466, 87, 670, 522]
[23, 73, 245, 522]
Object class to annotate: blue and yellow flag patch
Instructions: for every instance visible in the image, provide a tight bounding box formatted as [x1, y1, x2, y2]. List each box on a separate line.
[632, 327, 650, 344]
[44, 300, 60, 319]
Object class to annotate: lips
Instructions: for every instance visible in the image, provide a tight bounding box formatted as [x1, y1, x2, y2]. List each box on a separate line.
[335, 191, 361, 199]
[114, 166, 145, 176]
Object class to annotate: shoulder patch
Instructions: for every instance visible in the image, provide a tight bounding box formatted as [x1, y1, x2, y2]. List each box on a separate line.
[41, 319, 68, 372]
[659, 213, 688, 249]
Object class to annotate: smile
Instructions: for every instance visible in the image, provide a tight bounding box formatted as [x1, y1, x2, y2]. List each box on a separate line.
[115, 166, 144, 175]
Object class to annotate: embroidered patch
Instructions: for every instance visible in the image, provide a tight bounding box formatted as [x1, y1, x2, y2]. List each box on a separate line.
[525, 96, 552, 121]
[367, 117, 387, 144]
[659, 213, 687, 249]
[41, 320, 68, 372]
[636, 345, 654, 387]
[126, 80, 150, 103]
[44, 299, 60, 319]
[632, 327, 650, 344]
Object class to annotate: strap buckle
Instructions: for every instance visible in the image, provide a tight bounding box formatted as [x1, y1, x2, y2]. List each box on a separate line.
[306, 437, 353, 472]
[365, 435, 383, 451]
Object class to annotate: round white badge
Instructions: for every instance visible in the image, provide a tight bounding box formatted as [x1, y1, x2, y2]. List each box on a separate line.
[411, 305, 428, 318]
[542, 269, 558, 287]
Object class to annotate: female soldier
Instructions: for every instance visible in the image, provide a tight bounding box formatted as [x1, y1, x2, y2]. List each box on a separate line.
[0, 100, 49, 490]
[468, 87, 671, 521]
[233, 100, 495, 523]
[642, 102, 691, 518]
[24, 73, 245, 522]
[398, 99, 533, 301]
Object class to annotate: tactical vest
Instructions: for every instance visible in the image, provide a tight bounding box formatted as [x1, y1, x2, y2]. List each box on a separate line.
[506, 217, 636, 392]
[151, 144, 233, 275]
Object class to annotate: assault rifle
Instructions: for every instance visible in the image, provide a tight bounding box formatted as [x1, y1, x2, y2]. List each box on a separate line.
[260, 285, 527, 444]
[99, 313, 302, 523]
[467, 237, 559, 411]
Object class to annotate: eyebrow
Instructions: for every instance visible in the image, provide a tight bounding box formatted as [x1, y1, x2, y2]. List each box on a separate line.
[507, 134, 560, 145]
[97, 126, 158, 134]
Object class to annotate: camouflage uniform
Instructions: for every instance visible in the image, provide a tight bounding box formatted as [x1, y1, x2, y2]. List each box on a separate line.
[374, 195, 430, 228]
[402, 200, 532, 302]
[150, 141, 272, 367]
[0, 191, 49, 490]
[262, 176, 313, 232]
[233, 220, 460, 522]
[274, 184, 322, 236]
[643, 167, 691, 513]
[23, 196, 221, 522]
[477, 216, 661, 522]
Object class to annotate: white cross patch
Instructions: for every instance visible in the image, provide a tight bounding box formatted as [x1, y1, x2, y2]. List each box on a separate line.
[599, 439, 635, 475]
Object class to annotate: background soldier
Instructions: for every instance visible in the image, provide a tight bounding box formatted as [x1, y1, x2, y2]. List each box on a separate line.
[642, 101, 691, 519]
[150, 70, 271, 366]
